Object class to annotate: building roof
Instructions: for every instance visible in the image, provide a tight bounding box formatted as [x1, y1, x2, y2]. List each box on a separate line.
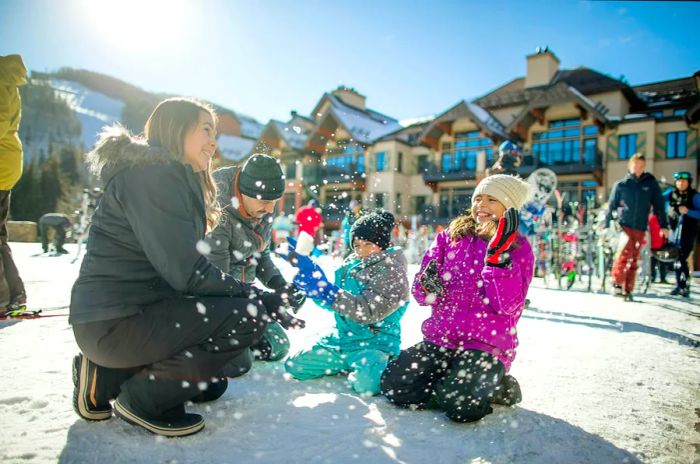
[475, 67, 635, 109]
[420, 100, 507, 147]
[507, 82, 614, 139]
[217, 134, 255, 162]
[268, 119, 308, 150]
[311, 93, 403, 145]
[632, 76, 698, 109]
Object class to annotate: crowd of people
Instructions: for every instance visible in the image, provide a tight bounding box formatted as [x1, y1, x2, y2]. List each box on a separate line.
[1, 70, 697, 436]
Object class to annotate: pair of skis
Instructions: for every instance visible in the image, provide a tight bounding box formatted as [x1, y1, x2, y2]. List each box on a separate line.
[1, 306, 66, 320]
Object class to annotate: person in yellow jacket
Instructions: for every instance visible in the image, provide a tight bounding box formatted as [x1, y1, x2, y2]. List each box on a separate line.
[0, 54, 28, 312]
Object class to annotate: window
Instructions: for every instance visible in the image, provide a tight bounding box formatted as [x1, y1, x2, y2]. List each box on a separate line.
[618, 134, 637, 160]
[284, 162, 296, 180]
[396, 193, 402, 212]
[673, 109, 687, 117]
[327, 153, 364, 176]
[374, 192, 386, 209]
[375, 151, 387, 172]
[666, 131, 687, 159]
[417, 155, 429, 173]
[442, 131, 494, 172]
[437, 188, 474, 218]
[397, 152, 403, 173]
[532, 117, 596, 165]
[412, 195, 428, 215]
[649, 111, 664, 119]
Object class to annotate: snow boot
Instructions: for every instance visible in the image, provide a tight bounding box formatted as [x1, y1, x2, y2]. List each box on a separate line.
[623, 293, 634, 302]
[72, 354, 115, 421]
[612, 284, 624, 297]
[492, 374, 522, 406]
[191, 378, 228, 403]
[114, 374, 204, 437]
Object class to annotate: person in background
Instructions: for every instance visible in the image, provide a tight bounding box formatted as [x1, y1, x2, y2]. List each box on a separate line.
[605, 154, 667, 301]
[665, 171, 700, 297]
[38, 212, 72, 254]
[0, 54, 28, 313]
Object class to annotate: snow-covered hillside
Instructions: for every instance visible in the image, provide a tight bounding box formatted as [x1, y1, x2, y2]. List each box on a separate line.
[1, 242, 698, 463]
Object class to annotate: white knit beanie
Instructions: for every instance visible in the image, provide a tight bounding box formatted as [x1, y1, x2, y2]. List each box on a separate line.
[473, 174, 531, 210]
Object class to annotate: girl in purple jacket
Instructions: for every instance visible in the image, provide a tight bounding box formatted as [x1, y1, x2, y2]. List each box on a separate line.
[381, 174, 534, 423]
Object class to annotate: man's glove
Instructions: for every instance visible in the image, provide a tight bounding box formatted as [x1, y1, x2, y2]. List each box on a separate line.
[486, 208, 519, 268]
[277, 283, 306, 312]
[249, 288, 305, 330]
[419, 259, 444, 297]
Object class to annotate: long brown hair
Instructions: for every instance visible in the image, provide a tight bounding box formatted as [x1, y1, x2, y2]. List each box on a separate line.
[448, 211, 497, 243]
[144, 98, 221, 229]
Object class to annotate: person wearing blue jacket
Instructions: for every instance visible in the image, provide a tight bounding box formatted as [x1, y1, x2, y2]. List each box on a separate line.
[282, 210, 409, 396]
[605, 154, 668, 300]
[665, 171, 700, 297]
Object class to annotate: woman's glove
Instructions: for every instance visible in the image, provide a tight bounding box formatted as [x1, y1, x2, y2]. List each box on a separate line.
[419, 259, 444, 297]
[485, 207, 519, 268]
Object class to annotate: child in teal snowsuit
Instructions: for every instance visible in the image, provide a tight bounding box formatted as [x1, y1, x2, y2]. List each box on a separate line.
[283, 210, 409, 396]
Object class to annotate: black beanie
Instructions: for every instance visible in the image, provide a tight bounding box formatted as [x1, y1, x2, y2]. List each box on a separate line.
[239, 154, 285, 200]
[350, 209, 395, 250]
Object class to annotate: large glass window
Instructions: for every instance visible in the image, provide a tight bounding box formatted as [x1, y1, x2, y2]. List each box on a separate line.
[374, 192, 386, 209]
[417, 155, 429, 173]
[532, 118, 597, 165]
[447, 131, 493, 172]
[375, 151, 387, 172]
[666, 131, 687, 159]
[437, 188, 474, 218]
[396, 193, 402, 213]
[618, 134, 637, 160]
[441, 152, 452, 173]
[397, 152, 403, 173]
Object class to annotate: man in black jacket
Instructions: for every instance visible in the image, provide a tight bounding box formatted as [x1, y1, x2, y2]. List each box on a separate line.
[605, 153, 668, 300]
[38, 212, 72, 254]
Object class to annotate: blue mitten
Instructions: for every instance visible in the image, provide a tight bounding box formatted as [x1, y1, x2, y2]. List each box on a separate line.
[276, 239, 339, 304]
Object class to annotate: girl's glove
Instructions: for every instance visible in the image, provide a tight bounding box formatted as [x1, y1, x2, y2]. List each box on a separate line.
[486, 207, 519, 268]
[419, 259, 444, 297]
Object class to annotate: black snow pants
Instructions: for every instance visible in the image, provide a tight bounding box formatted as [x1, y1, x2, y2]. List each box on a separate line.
[73, 295, 267, 418]
[381, 341, 505, 423]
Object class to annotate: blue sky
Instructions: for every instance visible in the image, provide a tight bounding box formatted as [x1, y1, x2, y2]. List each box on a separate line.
[1, 0, 698, 124]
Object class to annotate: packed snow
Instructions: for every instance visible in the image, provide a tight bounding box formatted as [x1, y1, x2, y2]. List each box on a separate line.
[1, 242, 698, 463]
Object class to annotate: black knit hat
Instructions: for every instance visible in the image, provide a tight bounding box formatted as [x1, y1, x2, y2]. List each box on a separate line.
[350, 209, 395, 250]
[239, 154, 285, 200]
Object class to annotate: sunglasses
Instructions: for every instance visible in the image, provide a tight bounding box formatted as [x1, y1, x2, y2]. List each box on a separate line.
[673, 172, 691, 180]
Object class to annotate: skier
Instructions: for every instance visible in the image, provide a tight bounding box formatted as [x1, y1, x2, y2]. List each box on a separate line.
[282, 210, 409, 396]
[605, 154, 667, 301]
[487, 140, 522, 176]
[70, 98, 299, 437]
[381, 174, 534, 423]
[665, 171, 700, 297]
[38, 212, 72, 254]
[204, 154, 306, 375]
[0, 54, 28, 313]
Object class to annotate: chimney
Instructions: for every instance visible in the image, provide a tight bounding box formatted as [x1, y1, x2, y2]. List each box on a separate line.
[525, 47, 560, 88]
[331, 85, 366, 110]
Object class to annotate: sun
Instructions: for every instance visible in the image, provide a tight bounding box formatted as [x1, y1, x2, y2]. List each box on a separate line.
[82, 0, 188, 53]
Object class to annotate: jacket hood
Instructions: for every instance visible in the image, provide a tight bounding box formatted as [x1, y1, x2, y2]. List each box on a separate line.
[0, 55, 27, 86]
[212, 165, 240, 205]
[85, 125, 180, 183]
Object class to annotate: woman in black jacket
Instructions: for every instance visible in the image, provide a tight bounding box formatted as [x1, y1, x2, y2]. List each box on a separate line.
[70, 98, 298, 437]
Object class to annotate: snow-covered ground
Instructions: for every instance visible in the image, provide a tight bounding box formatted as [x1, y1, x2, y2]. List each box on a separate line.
[1, 242, 699, 464]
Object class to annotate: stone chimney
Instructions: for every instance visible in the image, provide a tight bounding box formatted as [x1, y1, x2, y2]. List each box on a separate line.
[331, 85, 366, 110]
[525, 47, 560, 88]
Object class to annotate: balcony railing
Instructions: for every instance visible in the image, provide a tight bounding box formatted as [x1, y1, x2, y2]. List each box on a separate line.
[323, 164, 366, 183]
[422, 163, 477, 183]
[519, 149, 603, 176]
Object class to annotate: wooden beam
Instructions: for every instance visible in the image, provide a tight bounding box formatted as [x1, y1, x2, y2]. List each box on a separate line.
[306, 142, 326, 154]
[529, 108, 545, 125]
[422, 135, 440, 151]
[575, 103, 588, 121]
[436, 121, 453, 136]
[317, 127, 335, 140]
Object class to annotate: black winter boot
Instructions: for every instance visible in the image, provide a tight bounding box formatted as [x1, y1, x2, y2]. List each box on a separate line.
[492, 374, 523, 406]
[191, 378, 228, 403]
[114, 375, 204, 437]
[72, 353, 133, 421]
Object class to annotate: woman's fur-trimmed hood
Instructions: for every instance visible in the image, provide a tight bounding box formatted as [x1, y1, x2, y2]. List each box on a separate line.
[86, 125, 180, 182]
